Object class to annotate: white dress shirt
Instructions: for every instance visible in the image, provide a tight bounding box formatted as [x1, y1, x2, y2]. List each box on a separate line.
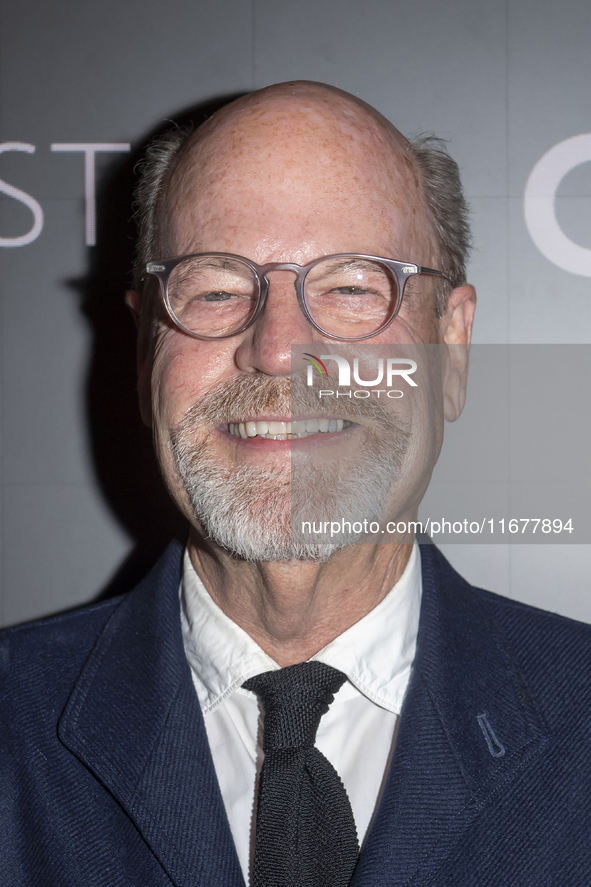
[181, 546, 422, 884]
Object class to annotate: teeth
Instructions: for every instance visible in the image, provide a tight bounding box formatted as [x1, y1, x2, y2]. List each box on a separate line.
[228, 419, 352, 439]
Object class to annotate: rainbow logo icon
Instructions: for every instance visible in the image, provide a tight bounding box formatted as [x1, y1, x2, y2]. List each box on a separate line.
[302, 353, 328, 377]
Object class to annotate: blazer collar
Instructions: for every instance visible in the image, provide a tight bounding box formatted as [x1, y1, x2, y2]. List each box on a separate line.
[58, 541, 245, 887]
[353, 544, 550, 886]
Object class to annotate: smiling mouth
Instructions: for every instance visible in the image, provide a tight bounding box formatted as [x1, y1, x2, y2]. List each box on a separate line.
[227, 418, 353, 440]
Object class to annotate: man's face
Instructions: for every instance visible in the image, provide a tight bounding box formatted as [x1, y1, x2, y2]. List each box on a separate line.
[138, 89, 474, 560]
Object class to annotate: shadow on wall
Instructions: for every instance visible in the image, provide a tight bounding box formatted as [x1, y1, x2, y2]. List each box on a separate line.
[70, 92, 248, 603]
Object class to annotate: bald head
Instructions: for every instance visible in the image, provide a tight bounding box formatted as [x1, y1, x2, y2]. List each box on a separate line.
[179, 81, 413, 178]
[162, 81, 427, 261]
[182, 80, 412, 167]
[134, 81, 471, 313]
[200, 81, 407, 138]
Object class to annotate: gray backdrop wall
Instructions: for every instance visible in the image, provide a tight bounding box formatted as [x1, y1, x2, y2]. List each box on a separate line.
[1, 0, 590, 627]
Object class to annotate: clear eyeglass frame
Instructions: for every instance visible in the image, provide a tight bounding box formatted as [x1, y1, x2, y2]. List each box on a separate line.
[144, 252, 452, 342]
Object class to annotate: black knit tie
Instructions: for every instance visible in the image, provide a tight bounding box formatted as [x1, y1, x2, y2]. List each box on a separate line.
[243, 661, 359, 887]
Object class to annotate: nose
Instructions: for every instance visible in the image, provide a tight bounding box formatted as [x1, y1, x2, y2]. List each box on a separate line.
[234, 270, 323, 376]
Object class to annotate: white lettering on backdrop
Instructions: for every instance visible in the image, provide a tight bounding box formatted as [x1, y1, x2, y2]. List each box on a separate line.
[524, 133, 591, 277]
[0, 142, 130, 247]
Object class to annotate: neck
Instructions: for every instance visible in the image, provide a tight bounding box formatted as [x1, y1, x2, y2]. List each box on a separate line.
[187, 532, 414, 666]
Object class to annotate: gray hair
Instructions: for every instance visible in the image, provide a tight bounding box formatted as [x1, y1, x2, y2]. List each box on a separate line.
[132, 126, 193, 292]
[132, 127, 471, 316]
[408, 134, 472, 314]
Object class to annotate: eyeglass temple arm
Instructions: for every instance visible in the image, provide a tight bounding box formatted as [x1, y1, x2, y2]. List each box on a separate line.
[417, 266, 453, 283]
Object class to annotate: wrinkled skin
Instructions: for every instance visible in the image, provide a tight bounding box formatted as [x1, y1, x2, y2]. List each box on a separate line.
[127, 81, 476, 665]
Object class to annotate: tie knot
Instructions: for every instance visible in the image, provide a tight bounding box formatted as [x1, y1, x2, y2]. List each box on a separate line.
[243, 661, 347, 751]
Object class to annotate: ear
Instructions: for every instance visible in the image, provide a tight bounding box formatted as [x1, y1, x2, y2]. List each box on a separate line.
[125, 290, 153, 427]
[439, 284, 477, 422]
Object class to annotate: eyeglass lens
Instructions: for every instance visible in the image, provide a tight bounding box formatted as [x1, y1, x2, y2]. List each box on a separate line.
[167, 256, 259, 337]
[303, 257, 399, 338]
[166, 255, 400, 339]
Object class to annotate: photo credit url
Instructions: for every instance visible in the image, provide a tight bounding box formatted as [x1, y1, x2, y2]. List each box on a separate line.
[301, 518, 575, 538]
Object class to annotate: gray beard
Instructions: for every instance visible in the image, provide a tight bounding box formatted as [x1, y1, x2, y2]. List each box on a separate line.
[171, 373, 410, 563]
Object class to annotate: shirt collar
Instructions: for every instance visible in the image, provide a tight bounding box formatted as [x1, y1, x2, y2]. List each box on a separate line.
[181, 545, 422, 716]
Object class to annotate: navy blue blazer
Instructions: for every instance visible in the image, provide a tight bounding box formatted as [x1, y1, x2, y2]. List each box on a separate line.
[2, 541, 591, 885]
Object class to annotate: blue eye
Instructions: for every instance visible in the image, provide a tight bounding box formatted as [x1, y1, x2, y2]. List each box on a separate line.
[203, 291, 235, 302]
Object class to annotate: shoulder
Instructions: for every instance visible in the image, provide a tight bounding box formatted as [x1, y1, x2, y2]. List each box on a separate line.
[0, 597, 124, 728]
[420, 543, 591, 719]
[0, 540, 185, 729]
[421, 540, 591, 640]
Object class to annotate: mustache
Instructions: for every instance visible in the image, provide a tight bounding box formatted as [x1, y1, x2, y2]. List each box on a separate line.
[173, 372, 408, 433]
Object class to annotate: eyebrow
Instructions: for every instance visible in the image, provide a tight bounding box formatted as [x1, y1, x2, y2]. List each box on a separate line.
[316, 258, 390, 274]
[183, 256, 240, 269]
[176, 256, 254, 275]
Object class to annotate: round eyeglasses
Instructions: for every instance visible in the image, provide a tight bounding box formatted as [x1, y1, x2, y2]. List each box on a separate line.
[145, 253, 451, 342]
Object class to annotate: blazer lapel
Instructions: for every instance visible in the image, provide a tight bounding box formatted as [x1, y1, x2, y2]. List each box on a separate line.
[353, 545, 550, 886]
[58, 541, 245, 887]
[58, 540, 551, 885]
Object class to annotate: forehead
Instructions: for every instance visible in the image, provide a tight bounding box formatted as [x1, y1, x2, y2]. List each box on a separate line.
[163, 92, 430, 260]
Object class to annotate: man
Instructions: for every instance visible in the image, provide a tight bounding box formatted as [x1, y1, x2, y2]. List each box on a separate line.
[1, 81, 590, 886]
